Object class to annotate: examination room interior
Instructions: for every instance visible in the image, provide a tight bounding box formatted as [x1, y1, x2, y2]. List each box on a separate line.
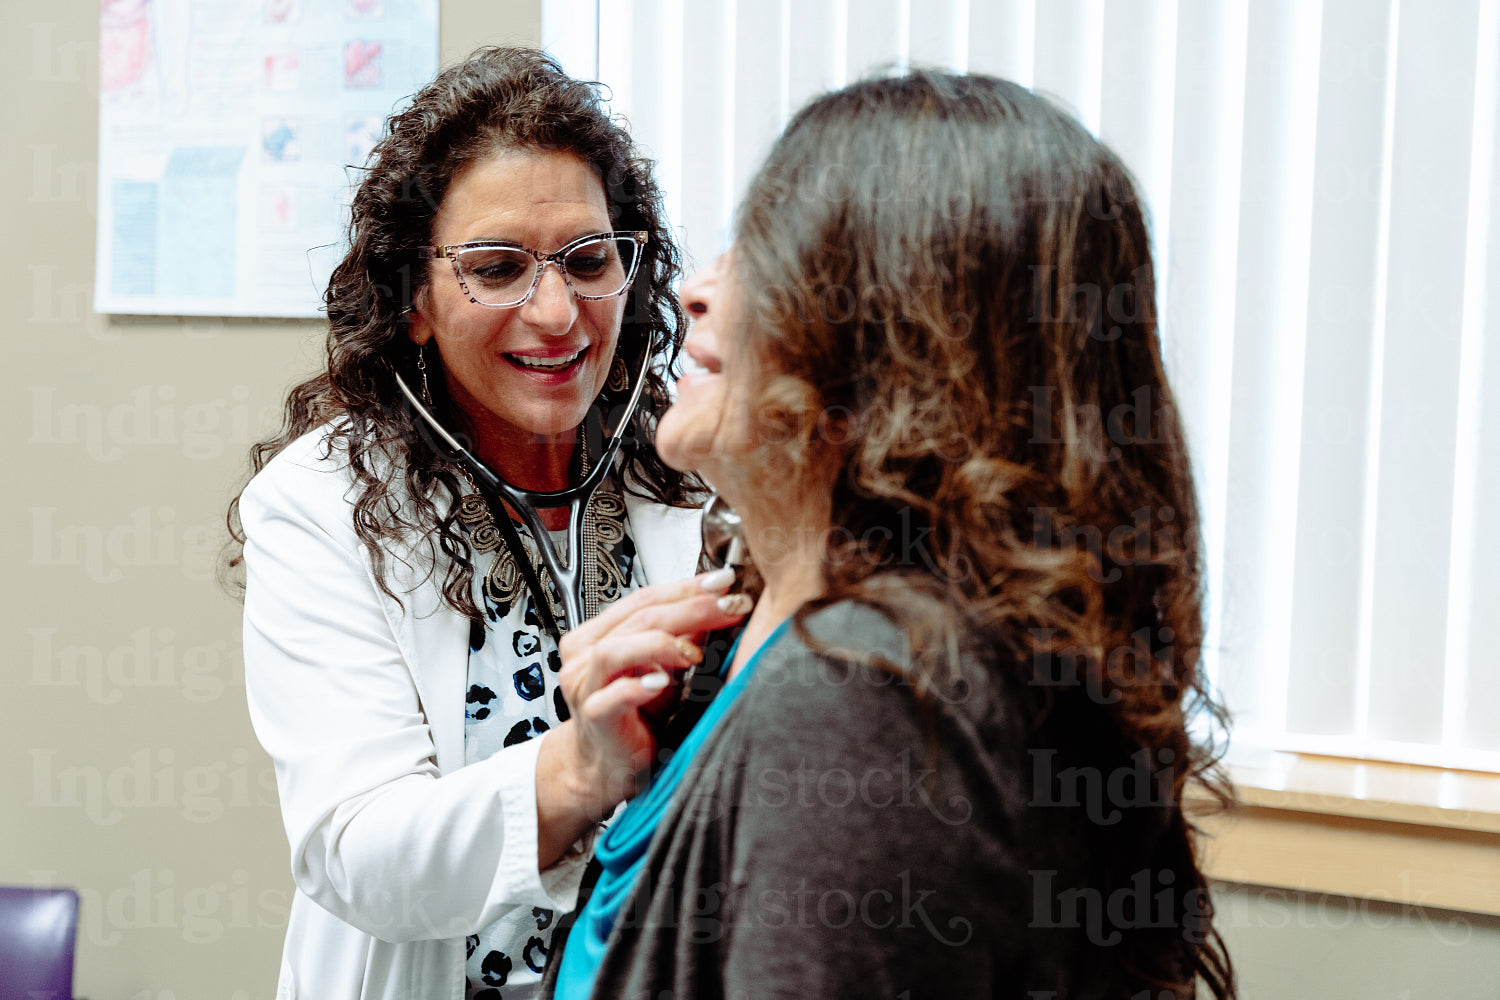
[4, 0, 1500, 997]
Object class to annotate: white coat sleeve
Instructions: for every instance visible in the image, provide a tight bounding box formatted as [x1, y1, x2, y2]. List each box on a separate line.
[240, 450, 590, 943]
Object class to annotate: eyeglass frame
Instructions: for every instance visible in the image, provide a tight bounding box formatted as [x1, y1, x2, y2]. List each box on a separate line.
[418, 230, 649, 308]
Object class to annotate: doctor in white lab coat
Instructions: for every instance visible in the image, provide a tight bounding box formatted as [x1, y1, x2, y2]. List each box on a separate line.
[231, 47, 744, 1000]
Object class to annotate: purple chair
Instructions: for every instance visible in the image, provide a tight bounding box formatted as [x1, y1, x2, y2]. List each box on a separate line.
[0, 886, 79, 1000]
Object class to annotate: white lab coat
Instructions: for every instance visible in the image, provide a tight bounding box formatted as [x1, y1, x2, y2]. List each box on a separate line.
[240, 424, 703, 1000]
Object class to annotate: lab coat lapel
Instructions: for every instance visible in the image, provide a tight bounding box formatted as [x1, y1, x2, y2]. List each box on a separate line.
[623, 493, 704, 588]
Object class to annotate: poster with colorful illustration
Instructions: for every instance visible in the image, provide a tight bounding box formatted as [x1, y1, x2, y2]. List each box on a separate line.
[94, 0, 438, 317]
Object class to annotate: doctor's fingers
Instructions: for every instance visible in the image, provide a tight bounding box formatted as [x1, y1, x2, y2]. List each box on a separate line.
[560, 569, 739, 655]
[616, 592, 752, 643]
[560, 627, 702, 706]
[558, 595, 751, 703]
[567, 675, 672, 793]
[573, 671, 673, 745]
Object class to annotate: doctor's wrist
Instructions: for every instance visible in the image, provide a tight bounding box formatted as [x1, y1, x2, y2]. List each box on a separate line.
[535, 722, 635, 867]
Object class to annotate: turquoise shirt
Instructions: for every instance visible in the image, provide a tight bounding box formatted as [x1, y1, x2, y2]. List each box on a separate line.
[552, 618, 792, 998]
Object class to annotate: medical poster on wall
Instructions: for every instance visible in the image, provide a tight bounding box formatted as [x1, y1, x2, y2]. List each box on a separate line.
[94, 0, 439, 318]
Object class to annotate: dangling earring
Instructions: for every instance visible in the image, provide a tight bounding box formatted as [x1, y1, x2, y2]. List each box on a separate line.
[417, 343, 433, 406]
[607, 355, 629, 393]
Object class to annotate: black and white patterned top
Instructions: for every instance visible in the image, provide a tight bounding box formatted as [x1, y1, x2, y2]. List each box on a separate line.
[460, 487, 641, 1000]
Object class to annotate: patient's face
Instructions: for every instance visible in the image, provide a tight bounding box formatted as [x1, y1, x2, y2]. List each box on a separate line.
[658, 251, 756, 486]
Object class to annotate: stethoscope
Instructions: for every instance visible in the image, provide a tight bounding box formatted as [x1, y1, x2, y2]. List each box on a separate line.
[394, 341, 653, 640]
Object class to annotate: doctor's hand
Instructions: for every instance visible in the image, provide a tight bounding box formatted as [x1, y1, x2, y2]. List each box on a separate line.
[533, 568, 751, 868]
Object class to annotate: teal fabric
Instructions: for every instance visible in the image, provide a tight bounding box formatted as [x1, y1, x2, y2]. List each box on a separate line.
[552, 617, 791, 999]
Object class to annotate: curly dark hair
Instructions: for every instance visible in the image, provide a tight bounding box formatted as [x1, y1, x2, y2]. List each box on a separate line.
[226, 47, 702, 617]
[732, 72, 1235, 998]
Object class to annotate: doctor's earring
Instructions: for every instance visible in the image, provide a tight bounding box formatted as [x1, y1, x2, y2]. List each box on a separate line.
[416, 344, 433, 407]
[607, 355, 629, 393]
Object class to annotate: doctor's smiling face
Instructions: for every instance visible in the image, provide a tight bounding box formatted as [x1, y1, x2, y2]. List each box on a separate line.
[408, 148, 625, 446]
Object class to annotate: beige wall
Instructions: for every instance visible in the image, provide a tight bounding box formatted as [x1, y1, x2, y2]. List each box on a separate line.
[1, 2, 539, 997]
[1212, 884, 1500, 1000]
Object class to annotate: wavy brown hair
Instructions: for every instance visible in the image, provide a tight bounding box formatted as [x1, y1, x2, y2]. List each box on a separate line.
[225, 47, 702, 616]
[733, 72, 1234, 998]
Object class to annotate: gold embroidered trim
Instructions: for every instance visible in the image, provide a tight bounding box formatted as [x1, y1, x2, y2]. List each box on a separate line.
[457, 486, 629, 626]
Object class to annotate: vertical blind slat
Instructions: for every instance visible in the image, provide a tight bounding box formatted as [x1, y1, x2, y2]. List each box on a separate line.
[623, 1, 685, 247]
[1218, 0, 1323, 732]
[907, 0, 965, 72]
[846, 0, 904, 81]
[1461, 17, 1500, 752]
[966, 0, 1034, 85]
[1032, 0, 1105, 132]
[1365, 0, 1481, 744]
[1162, 0, 1249, 693]
[730, 1, 786, 223]
[677, 0, 735, 271]
[1098, 0, 1178, 308]
[596, 2, 635, 117]
[540, 0, 599, 80]
[1284, 0, 1397, 737]
[1446, 1, 1497, 750]
[786, 0, 844, 119]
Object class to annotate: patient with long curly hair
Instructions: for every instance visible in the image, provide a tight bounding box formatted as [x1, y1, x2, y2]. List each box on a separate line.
[546, 70, 1236, 1000]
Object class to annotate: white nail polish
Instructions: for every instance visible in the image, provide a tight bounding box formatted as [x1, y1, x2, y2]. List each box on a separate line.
[699, 567, 736, 590]
[639, 671, 670, 691]
[716, 593, 752, 615]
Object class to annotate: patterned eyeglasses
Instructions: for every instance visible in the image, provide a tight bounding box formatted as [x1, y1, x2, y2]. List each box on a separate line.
[420, 231, 648, 307]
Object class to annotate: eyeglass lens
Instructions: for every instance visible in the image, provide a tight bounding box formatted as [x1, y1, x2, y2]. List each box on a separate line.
[455, 236, 637, 306]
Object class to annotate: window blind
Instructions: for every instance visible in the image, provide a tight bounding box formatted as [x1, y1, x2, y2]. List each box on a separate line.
[542, 0, 1500, 770]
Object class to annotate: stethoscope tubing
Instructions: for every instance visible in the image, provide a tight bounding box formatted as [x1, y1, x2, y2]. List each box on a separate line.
[394, 342, 654, 635]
